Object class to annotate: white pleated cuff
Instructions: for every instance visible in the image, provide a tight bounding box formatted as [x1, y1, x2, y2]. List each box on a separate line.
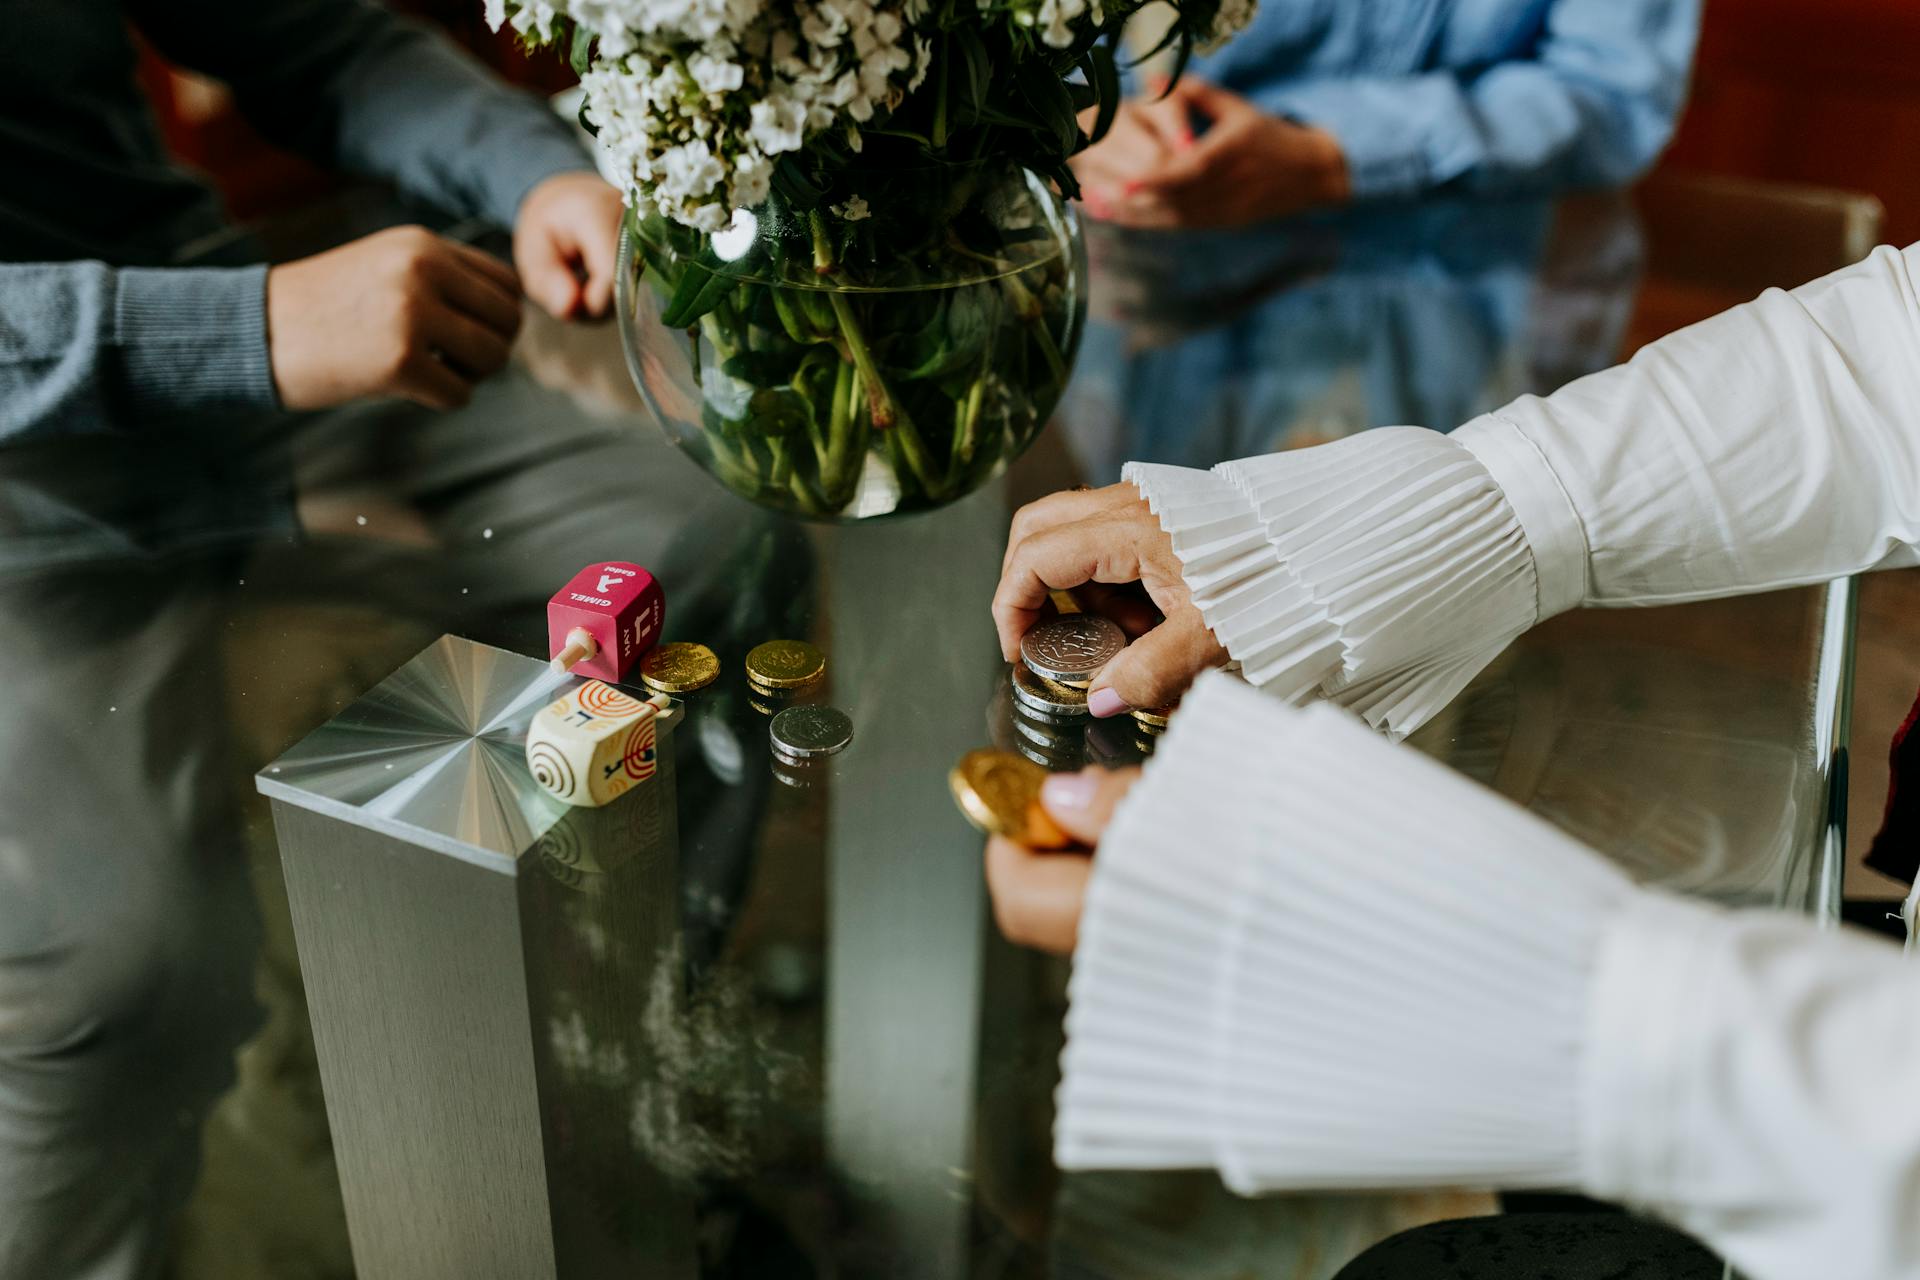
[1058, 673, 1636, 1193]
[1454, 412, 1590, 619]
[1125, 428, 1540, 738]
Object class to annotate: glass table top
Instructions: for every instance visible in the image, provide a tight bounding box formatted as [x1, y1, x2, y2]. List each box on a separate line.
[0, 187, 1855, 1279]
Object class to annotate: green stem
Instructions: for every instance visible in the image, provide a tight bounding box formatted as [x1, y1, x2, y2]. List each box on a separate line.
[772, 288, 814, 344]
[823, 359, 857, 507]
[768, 435, 795, 490]
[1000, 271, 1067, 388]
[932, 44, 949, 149]
[786, 467, 826, 515]
[705, 430, 759, 493]
[957, 371, 986, 466]
[947, 229, 1068, 392]
[809, 211, 834, 276]
[826, 291, 896, 429]
[893, 411, 943, 499]
[827, 290, 942, 496]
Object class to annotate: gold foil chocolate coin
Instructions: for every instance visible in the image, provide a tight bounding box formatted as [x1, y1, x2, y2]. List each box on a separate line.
[948, 749, 1074, 849]
[1020, 615, 1125, 689]
[746, 639, 826, 689]
[640, 642, 721, 694]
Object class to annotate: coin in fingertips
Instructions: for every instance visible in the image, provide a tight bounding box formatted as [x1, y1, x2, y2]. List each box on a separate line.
[1020, 615, 1125, 688]
[948, 749, 1074, 849]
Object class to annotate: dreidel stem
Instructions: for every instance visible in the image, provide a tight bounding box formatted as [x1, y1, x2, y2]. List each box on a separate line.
[550, 627, 598, 673]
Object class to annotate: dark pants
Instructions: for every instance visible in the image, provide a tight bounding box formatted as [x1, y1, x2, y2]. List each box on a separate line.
[1333, 1212, 1724, 1280]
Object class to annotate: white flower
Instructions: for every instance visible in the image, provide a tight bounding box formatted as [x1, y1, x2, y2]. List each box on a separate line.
[510, 0, 558, 38]
[832, 194, 870, 221]
[748, 97, 807, 153]
[500, 0, 987, 231]
[665, 139, 726, 195]
[733, 150, 775, 206]
[688, 50, 745, 95]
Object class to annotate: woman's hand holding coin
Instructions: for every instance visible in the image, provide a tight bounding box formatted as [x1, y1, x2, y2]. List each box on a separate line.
[993, 484, 1228, 716]
[982, 766, 1140, 956]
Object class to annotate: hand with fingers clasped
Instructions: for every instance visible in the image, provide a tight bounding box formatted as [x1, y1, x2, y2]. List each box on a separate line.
[1071, 78, 1350, 230]
[994, 483, 1230, 716]
[985, 767, 1138, 955]
[266, 225, 525, 412]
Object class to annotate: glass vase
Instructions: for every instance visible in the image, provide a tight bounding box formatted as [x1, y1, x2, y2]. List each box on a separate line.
[615, 163, 1086, 521]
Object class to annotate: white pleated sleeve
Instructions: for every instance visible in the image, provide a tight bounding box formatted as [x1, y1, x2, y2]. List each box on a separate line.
[1128, 242, 1920, 738]
[1057, 674, 1920, 1280]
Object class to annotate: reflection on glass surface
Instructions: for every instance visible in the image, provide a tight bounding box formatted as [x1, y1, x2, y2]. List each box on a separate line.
[0, 193, 1850, 1280]
[1056, 196, 1643, 480]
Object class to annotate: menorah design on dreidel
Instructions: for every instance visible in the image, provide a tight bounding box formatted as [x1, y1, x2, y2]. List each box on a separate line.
[524, 678, 672, 809]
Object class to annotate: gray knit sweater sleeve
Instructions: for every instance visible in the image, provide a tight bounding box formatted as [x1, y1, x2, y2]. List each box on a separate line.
[0, 263, 277, 440]
[131, 0, 595, 229]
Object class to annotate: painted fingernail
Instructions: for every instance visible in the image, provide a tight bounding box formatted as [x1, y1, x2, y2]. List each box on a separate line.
[1042, 771, 1100, 813]
[1088, 687, 1128, 718]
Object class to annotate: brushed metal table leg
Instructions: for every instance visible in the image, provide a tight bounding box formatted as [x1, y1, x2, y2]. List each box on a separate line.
[274, 802, 559, 1280]
[260, 637, 697, 1280]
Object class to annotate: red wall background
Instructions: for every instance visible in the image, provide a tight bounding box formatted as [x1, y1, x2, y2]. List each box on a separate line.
[1663, 0, 1920, 246]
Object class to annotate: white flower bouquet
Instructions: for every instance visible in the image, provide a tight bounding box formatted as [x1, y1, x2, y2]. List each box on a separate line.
[492, 0, 1255, 517]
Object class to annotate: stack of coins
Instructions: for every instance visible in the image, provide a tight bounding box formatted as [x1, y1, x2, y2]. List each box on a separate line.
[745, 639, 826, 714]
[1006, 664, 1087, 769]
[1129, 702, 1176, 750]
[639, 642, 721, 696]
[1020, 615, 1126, 692]
[1008, 615, 1126, 769]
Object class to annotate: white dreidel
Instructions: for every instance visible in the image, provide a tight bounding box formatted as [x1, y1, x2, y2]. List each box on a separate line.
[525, 680, 673, 807]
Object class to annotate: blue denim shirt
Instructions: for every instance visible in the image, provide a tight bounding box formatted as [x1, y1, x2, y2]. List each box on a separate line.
[1191, 0, 1701, 199]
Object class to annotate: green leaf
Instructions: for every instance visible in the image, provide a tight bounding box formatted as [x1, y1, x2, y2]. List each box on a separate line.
[889, 288, 994, 381]
[1015, 72, 1081, 157]
[1084, 42, 1121, 146]
[954, 27, 991, 118]
[659, 259, 734, 328]
[568, 21, 593, 76]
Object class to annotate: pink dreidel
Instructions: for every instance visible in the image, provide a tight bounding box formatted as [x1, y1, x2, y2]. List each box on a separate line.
[547, 561, 666, 683]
